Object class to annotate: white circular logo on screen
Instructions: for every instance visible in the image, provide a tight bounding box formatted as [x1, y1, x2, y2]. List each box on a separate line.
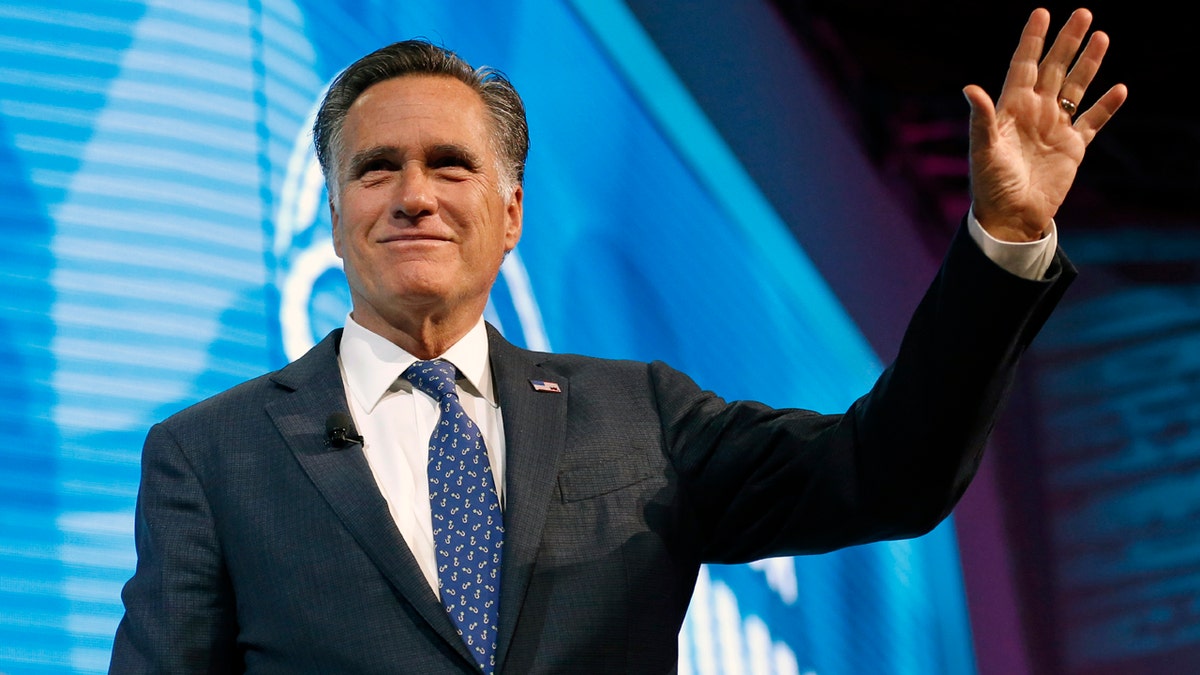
[272, 91, 550, 361]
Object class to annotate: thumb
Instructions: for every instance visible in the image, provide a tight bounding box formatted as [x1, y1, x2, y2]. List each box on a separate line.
[962, 84, 997, 151]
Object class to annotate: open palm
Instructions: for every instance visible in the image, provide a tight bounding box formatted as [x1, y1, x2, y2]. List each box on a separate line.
[964, 8, 1128, 242]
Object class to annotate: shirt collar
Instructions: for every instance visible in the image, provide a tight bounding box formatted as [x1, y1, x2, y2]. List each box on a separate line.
[339, 315, 496, 413]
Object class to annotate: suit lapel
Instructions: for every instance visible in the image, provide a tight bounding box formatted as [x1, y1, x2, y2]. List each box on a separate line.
[488, 326, 569, 670]
[264, 330, 477, 668]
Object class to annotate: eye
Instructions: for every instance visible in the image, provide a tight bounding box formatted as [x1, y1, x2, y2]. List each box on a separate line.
[432, 156, 471, 171]
[360, 158, 394, 175]
[428, 148, 480, 177]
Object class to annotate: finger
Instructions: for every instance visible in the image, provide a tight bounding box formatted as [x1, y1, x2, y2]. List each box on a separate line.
[963, 84, 997, 120]
[1035, 8, 1093, 94]
[1001, 8, 1051, 94]
[1058, 30, 1110, 112]
[1075, 83, 1128, 145]
[963, 84, 998, 149]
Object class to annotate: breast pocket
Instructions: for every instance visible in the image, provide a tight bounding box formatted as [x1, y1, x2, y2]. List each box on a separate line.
[557, 457, 653, 503]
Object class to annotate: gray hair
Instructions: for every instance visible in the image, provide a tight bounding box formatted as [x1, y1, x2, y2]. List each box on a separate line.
[313, 39, 529, 192]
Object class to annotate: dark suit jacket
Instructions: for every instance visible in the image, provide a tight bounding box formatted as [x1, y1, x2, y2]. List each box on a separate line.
[110, 225, 1074, 673]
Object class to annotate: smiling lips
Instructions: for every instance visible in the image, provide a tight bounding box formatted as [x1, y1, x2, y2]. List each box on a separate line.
[378, 233, 453, 244]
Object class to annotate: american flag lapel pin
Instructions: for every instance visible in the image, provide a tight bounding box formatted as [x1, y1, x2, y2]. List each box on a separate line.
[529, 379, 562, 393]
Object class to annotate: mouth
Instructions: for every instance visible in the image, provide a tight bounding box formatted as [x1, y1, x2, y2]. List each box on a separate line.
[377, 234, 453, 244]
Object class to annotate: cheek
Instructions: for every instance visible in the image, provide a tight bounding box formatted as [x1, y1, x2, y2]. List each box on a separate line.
[339, 208, 378, 251]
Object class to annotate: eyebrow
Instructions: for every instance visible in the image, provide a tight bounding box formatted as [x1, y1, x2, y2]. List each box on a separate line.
[427, 143, 483, 169]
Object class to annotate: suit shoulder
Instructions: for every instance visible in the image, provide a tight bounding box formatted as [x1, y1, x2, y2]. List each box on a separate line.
[530, 350, 686, 380]
[157, 329, 341, 432]
[158, 369, 282, 431]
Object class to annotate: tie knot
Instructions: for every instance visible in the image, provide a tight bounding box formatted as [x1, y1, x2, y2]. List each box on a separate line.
[403, 359, 459, 401]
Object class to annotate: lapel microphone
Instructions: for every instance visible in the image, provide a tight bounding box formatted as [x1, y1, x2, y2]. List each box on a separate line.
[325, 413, 364, 449]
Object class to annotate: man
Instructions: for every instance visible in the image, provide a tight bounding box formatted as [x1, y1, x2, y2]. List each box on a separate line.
[110, 7, 1126, 673]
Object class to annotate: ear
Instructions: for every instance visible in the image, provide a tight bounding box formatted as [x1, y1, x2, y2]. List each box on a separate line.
[329, 195, 345, 259]
[503, 185, 523, 252]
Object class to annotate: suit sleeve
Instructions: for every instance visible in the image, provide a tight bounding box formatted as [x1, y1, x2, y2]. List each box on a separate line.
[109, 423, 243, 674]
[654, 222, 1075, 563]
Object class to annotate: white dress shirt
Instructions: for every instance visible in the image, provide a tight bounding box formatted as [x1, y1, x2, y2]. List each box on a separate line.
[335, 215, 1052, 595]
[338, 315, 506, 595]
[967, 208, 1057, 280]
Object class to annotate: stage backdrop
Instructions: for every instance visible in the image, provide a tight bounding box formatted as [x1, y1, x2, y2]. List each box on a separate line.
[0, 1, 975, 672]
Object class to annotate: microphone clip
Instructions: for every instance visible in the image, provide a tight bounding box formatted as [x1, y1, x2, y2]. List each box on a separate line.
[325, 413, 364, 449]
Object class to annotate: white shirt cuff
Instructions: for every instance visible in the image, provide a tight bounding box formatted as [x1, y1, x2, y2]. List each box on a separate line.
[967, 208, 1057, 281]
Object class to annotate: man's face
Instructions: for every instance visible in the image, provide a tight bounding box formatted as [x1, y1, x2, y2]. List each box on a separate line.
[330, 75, 523, 337]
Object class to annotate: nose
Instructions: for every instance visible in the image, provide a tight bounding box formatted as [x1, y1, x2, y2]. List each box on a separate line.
[392, 165, 437, 220]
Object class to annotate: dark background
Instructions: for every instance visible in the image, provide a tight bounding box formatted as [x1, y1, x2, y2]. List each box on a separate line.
[778, 4, 1200, 674]
[777, 1, 1195, 237]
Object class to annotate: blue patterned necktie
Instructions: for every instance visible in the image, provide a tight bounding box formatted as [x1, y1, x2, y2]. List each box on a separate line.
[403, 359, 503, 674]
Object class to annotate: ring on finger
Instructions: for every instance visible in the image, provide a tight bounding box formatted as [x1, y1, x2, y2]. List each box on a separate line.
[1058, 96, 1078, 116]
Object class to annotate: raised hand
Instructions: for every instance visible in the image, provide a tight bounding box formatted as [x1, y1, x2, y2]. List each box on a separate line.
[963, 8, 1128, 242]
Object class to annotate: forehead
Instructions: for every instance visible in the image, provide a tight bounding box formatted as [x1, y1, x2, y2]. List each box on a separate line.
[341, 75, 491, 149]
